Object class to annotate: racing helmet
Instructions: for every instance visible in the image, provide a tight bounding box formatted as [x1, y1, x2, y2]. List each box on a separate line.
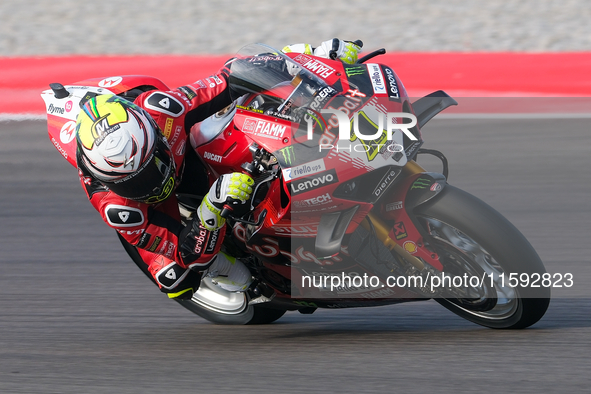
[76, 94, 176, 204]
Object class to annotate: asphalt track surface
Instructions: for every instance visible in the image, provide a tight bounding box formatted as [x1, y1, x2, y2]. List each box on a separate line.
[1, 117, 590, 393]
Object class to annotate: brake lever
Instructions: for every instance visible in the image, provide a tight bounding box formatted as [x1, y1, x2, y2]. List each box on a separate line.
[356, 48, 386, 64]
[220, 204, 234, 219]
[236, 209, 267, 226]
[225, 208, 267, 226]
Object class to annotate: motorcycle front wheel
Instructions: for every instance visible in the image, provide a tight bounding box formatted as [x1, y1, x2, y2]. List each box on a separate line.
[117, 234, 286, 325]
[174, 278, 286, 325]
[413, 185, 550, 329]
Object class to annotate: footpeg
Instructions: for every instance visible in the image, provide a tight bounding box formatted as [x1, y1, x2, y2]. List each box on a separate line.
[248, 292, 275, 305]
[247, 282, 276, 305]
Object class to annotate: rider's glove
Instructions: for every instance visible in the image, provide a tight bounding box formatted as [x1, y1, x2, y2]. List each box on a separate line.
[282, 43, 314, 76]
[314, 39, 362, 64]
[282, 43, 314, 56]
[197, 172, 254, 231]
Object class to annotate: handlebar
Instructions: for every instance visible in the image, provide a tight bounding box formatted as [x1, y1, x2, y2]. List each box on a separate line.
[221, 202, 267, 226]
[356, 48, 386, 64]
[220, 204, 234, 219]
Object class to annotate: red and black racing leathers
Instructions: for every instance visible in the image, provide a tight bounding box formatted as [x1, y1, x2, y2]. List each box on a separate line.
[77, 67, 233, 295]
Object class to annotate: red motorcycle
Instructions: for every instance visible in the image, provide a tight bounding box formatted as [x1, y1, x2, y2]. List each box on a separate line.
[42, 43, 550, 329]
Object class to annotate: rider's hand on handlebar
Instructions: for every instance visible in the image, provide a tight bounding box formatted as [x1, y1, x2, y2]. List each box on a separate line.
[197, 172, 254, 231]
[314, 39, 362, 64]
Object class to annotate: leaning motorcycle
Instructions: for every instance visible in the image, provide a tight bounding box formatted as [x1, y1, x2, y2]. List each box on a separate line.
[41, 43, 550, 329]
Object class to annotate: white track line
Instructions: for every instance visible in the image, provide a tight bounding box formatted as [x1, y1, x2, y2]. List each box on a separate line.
[0, 113, 47, 122]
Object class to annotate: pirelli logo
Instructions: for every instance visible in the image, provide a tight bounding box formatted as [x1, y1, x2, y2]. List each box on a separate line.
[163, 117, 174, 139]
[148, 236, 162, 252]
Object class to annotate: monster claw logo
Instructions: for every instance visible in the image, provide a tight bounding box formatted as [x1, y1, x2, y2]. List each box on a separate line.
[411, 178, 432, 190]
[279, 146, 295, 165]
[345, 66, 366, 77]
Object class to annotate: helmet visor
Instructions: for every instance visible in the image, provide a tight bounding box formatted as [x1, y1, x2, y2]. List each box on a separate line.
[103, 135, 176, 204]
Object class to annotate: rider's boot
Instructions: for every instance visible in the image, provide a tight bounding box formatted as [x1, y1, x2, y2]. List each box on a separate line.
[203, 252, 275, 304]
[203, 252, 253, 292]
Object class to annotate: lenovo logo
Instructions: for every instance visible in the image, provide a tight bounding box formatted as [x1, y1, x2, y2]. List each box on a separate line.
[290, 169, 339, 195]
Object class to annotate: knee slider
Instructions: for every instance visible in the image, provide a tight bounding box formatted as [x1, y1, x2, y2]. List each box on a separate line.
[154, 262, 201, 296]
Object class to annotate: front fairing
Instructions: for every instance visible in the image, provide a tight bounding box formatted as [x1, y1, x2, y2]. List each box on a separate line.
[228, 44, 420, 202]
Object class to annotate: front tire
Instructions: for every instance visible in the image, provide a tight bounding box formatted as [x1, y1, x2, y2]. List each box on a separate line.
[175, 277, 286, 325]
[117, 233, 286, 325]
[414, 185, 550, 329]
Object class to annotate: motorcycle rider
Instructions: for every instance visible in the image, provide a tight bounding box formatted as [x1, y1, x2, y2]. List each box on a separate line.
[74, 39, 362, 300]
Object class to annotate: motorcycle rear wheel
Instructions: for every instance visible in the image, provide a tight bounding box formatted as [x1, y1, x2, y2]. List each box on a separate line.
[413, 185, 550, 329]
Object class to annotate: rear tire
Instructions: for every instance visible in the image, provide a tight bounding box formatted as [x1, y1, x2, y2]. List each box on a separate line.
[414, 185, 550, 329]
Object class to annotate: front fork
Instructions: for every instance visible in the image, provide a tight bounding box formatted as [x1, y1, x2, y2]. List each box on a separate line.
[361, 160, 447, 272]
